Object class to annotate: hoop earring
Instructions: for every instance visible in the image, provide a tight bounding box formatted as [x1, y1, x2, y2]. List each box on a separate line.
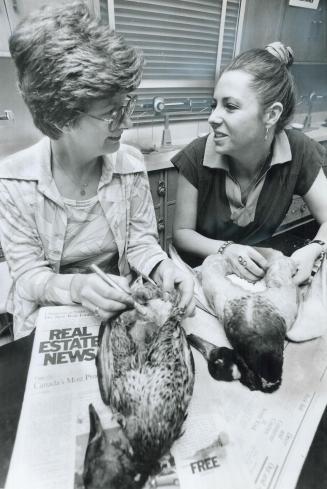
[264, 127, 269, 141]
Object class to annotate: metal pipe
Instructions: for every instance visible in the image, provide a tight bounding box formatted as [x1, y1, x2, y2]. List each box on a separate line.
[0, 110, 14, 121]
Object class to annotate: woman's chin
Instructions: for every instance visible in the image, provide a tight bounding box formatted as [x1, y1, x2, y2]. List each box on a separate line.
[104, 138, 121, 153]
[214, 144, 226, 154]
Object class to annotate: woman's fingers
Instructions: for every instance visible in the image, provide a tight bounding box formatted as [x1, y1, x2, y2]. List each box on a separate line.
[226, 244, 268, 279]
[176, 275, 196, 317]
[245, 252, 268, 278]
[236, 261, 263, 282]
[250, 250, 268, 271]
[88, 274, 134, 305]
[151, 258, 195, 317]
[243, 260, 265, 279]
[108, 274, 131, 292]
[84, 298, 130, 319]
[78, 274, 134, 318]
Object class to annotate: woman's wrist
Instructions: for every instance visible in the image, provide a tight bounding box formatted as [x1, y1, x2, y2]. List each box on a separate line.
[149, 259, 166, 283]
[307, 239, 326, 257]
[217, 241, 234, 255]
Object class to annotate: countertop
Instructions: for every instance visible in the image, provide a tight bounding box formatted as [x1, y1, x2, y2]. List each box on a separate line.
[302, 124, 327, 143]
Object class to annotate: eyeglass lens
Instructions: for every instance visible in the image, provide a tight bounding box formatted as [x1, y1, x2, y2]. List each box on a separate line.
[109, 97, 136, 131]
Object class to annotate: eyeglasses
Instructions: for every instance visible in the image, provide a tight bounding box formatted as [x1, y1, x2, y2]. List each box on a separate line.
[78, 95, 137, 131]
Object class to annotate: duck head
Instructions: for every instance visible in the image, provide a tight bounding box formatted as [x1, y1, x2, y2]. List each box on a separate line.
[187, 334, 241, 382]
[83, 404, 147, 489]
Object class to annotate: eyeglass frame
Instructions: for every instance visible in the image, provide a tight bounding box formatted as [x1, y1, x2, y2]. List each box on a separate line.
[77, 95, 137, 132]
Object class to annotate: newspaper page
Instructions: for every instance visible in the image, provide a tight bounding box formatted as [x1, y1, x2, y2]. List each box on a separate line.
[172, 311, 327, 489]
[5, 306, 104, 489]
[5, 305, 327, 489]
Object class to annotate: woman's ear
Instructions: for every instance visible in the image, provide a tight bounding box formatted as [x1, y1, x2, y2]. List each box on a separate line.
[264, 102, 283, 129]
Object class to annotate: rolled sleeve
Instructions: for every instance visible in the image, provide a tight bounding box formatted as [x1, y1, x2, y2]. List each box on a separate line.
[126, 172, 167, 276]
[0, 181, 75, 306]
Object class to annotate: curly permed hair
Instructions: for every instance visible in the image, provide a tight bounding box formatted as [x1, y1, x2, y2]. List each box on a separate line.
[9, 1, 144, 139]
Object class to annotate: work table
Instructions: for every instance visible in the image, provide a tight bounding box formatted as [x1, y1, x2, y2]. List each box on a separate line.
[0, 308, 326, 489]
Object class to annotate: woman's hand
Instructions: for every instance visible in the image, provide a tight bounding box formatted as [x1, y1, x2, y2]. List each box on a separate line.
[224, 244, 268, 282]
[290, 244, 324, 285]
[150, 258, 196, 317]
[70, 273, 134, 319]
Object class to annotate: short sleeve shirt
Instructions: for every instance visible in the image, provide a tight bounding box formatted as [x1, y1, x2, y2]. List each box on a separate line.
[172, 128, 325, 247]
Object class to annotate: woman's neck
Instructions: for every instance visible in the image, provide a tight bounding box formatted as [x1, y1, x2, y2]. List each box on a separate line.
[50, 139, 102, 200]
[229, 137, 273, 179]
[51, 138, 100, 177]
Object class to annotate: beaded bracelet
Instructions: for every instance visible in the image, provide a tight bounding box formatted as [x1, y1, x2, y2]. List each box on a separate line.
[217, 241, 234, 255]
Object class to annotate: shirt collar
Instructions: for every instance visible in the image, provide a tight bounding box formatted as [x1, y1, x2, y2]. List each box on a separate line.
[99, 143, 145, 187]
[0, 138, 145, 184]
[203, 130, 292, 170]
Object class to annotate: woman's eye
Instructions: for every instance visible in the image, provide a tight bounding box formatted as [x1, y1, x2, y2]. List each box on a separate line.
[210, 101, 217, 110]
[225, 103, 238, 111]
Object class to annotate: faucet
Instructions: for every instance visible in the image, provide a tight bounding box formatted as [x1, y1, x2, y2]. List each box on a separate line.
[153, 97, 191, 150]
[302, 92, 325, 130]
[302, 92, 317, 130]
[0, 110, 14, 121]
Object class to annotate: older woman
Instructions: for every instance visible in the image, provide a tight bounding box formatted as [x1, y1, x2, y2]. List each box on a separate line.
[0, 2, 194, 339]
[172, 43, 327, 285]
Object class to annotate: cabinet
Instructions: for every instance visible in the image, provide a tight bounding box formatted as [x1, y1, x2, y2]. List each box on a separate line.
[148, 168, 178, 252]
[240, 0, 327, 64]
[240, 0, 285, 52]
[281, 2, 327, 63]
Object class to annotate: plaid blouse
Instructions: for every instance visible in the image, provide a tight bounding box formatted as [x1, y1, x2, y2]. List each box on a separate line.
[0, 138, 166, 338]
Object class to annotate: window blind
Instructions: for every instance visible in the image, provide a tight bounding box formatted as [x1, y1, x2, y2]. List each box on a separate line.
[101, 0, 241, 124]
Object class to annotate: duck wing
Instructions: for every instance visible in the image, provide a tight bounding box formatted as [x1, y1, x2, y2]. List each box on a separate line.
[97, 314, 137, 407]
[123, 307, 195, 460]
[224, 294, 286, 391]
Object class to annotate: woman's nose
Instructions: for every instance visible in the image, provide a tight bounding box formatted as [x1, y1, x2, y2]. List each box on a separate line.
[208, 107, 223, 126]
[119, 113, 133, 130]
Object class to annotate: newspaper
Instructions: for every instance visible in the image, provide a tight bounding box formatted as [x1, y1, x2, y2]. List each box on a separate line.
[5, 304, 327, 489]
[5, 306, 103, 489]
[177, 312, 327, 489]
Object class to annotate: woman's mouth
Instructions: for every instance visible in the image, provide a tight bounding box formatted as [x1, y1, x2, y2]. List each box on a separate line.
[106, 135, 121, 142]
[213, 131, 228, 141]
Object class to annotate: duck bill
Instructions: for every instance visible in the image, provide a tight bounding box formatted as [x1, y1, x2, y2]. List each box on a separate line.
[187, 333, 217, 361]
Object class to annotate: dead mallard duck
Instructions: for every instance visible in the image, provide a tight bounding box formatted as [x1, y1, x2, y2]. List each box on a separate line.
[83, 280, 195, 489]
[199, 249, 299, 392]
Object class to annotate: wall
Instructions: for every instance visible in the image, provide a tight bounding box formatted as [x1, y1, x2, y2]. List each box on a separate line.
[0, 57, 41, 159]
[291, 64, 327, 116]
[0, 56, 211, 159]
